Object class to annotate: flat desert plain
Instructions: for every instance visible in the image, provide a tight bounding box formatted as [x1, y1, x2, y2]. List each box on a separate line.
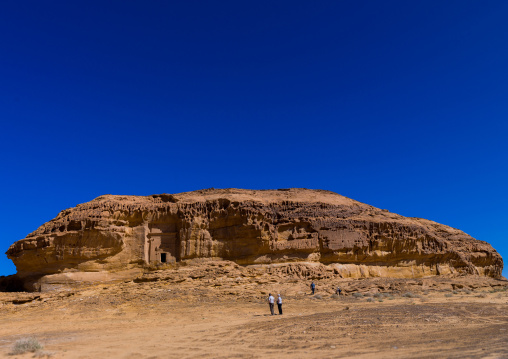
[1, 263, 507, 358]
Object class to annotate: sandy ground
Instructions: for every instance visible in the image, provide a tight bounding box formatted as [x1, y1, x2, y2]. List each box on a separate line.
[1, 266, 508, 358]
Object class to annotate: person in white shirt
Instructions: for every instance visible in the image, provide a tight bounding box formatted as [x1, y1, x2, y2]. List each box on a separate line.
[268, 293, 275, 315]
[277, 294, 283, 315]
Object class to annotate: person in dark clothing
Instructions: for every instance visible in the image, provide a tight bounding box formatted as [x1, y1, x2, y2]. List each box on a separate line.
[311, 281, 316, 295]
[336, 286, 342, 295]
[277, 294, 283, 315]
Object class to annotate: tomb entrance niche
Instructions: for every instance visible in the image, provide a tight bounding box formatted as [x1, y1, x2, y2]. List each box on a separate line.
[147, 221, 180, 263]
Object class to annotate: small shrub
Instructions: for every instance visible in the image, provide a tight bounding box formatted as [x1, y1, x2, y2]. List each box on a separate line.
[34, 351, 54, 358]
[10, 337, 43, 355]
[331, 294, 339, 299]
[366, 298, 374, 302]
[378, 299, 384, 302]
[314, 294, 322, 300]
[445, 293, 453, 298]
[373, 293, 381, 298]
[387, 296, 395, 300]
[463, 289, 472, 295]
[452, 290, 458, 295]
[352, 292, 363, 298]
[402, 292, 415, 298]
[476, 293, 487, 298]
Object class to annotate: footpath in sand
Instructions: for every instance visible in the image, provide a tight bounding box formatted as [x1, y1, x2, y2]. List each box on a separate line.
[1, 261, 508, 358]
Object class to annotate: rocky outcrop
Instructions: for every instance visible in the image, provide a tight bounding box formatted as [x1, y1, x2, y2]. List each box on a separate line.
[6, 188, 503, 290]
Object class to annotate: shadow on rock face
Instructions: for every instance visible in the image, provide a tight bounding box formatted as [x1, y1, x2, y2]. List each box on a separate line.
[0, 275, 25, 292]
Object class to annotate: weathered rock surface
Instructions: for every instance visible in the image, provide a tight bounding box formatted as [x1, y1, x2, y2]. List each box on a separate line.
[6, 188, 503, 290]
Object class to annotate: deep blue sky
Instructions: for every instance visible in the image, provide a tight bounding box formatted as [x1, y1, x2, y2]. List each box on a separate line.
[1, 1, 507, 277]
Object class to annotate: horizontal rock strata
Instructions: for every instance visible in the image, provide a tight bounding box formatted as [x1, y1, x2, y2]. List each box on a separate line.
[6, 188, 503, 290]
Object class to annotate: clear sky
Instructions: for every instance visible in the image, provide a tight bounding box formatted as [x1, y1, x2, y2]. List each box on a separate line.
[1, 1, 507, 277]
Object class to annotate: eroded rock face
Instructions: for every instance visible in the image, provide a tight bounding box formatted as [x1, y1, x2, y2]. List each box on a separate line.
[6, 188, 503, 290]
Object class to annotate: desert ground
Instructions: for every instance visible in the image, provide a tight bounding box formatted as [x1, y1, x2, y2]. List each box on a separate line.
[1, 261, 507, 358]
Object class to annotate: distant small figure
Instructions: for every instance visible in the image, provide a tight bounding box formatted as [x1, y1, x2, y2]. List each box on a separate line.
[336, 286, 342, 295]
[268, 293, 275, 315]
[277, 294, 283, 315]
[311, 281, 316, 295]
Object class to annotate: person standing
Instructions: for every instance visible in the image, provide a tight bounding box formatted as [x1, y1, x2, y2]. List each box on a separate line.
[268, 293, 275, 315]
[310, 281, 316, 295]
[336, 286, 342, 295]
[277, 294, 283, 315]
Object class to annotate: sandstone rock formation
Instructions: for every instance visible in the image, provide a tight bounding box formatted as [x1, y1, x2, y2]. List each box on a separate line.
[6, 188, 503, 290]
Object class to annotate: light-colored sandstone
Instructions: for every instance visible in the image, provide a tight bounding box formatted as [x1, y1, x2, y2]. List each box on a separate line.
[5, 188, 503, 290]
